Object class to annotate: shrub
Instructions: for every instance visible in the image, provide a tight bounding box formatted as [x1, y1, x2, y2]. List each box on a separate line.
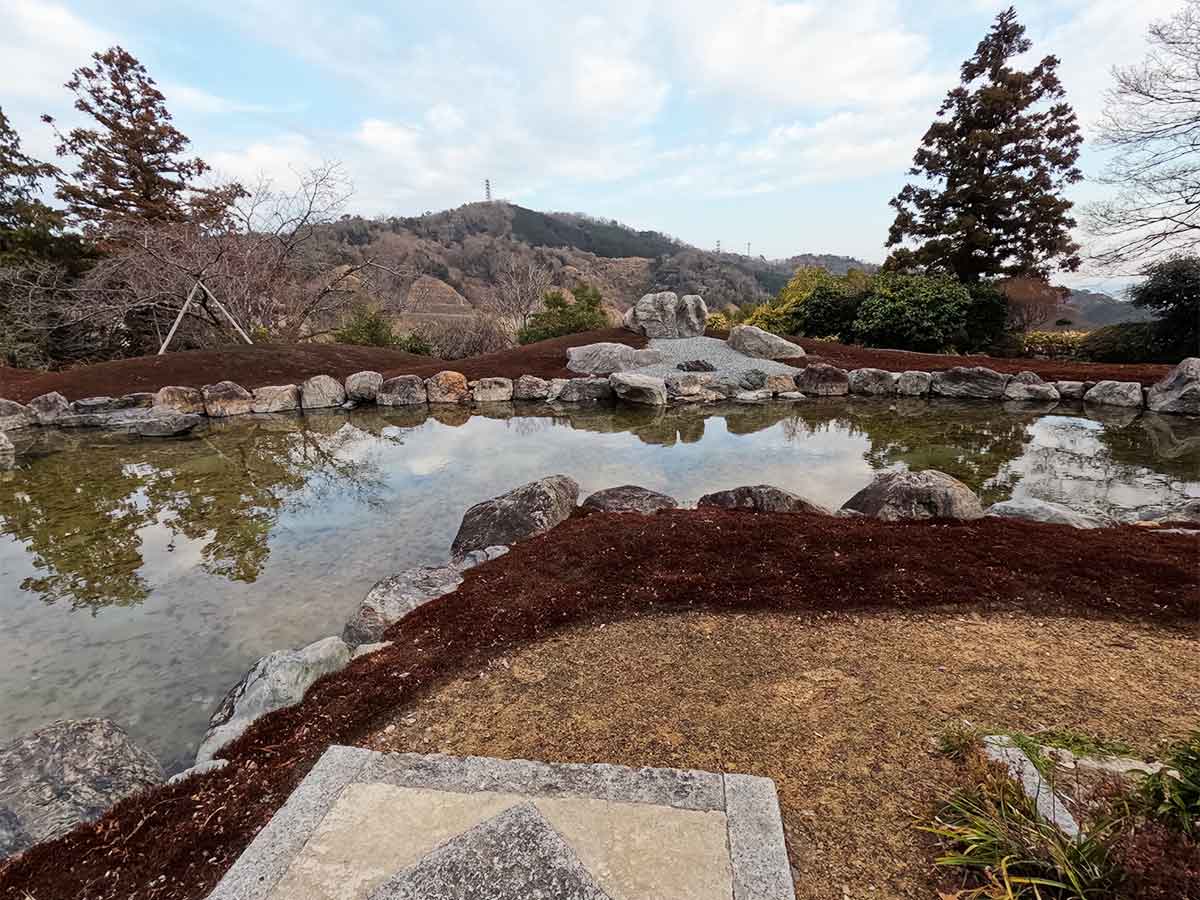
[744, 266, 839, 335]
[517, 287, 608, 344]
[420, 315, 510, 360]
[334, 305, 402, 347]
[1077, 322, 1162, 363]
[1129, 255, 1199, 361]
[396, 331, 432, 355]
[962, 282, 1012, 352]
[852, 274, 975, 352]
[795, 282, 862, 341]
[1022, 330, 1085, 359]
[706, 312, 731, 332]
[1139, 731, 1200, 838]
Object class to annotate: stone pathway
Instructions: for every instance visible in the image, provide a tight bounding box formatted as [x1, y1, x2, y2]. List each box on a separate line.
[208, 747, 794, 900]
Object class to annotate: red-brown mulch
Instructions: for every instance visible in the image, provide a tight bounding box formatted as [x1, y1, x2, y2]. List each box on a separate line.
[0, 329, 647, 403]
[1, 509, 1194, 900]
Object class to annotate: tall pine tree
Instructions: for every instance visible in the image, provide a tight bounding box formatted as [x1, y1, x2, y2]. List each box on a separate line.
[884, 8, 1082, 283]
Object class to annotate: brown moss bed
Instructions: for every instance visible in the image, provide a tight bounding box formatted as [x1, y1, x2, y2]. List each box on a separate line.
[1, 510, 1196, 900]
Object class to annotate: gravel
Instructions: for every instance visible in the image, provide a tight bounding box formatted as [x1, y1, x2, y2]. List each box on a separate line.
[631, 337, 802, 379]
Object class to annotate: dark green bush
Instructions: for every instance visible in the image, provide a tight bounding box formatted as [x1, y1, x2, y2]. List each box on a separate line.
[961, 282, 1010, 352]
[1140, 731, 1200, 837]
[517, 284, 608, 344]
[1078, 322, 1162, 363]
[334, 305, 430, 354]
[852, 274, 975, 352]
[1129, 255, 1199, 361]
[795, 283, 863, 340]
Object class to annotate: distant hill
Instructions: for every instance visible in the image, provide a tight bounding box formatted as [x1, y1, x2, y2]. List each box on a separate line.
[1054, 290, 1155, 331]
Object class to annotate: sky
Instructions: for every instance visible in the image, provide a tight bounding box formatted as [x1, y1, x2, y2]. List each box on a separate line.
[0, 0, 1183, 291]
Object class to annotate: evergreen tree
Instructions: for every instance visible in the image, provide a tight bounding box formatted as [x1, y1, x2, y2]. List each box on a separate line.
[0, 107, 68, 265]
[42, 46, 243, 238]
[884, 8, 1083, 283]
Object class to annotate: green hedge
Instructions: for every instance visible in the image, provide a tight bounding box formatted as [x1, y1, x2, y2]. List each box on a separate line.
[1077, 322, 1161, 363]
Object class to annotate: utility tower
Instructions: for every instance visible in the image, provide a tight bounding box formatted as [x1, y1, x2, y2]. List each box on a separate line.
[746, 242, 751, 256]
[716, 239, 721, 253]
[484, 179, 492, 202]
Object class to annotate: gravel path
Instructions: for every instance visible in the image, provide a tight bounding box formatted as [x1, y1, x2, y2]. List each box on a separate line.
[631, 337, 801, 378]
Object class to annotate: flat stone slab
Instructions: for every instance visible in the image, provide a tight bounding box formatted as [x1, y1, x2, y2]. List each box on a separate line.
[207, 748, 794, 900]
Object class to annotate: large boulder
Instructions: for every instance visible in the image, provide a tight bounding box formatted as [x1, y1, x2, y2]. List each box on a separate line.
[451, 475, 579, 556]
[842, 470, 984, 521]
[1083, 380, 1143, 408]
[346, 371, 384, 402]
[202, 381, 253, 417]
[513, 375, 551, 400]
[300, 374, 346, 409]
[378, 375, 428, 406]
[471, 377, 514, 403]
[343, 547, 508, 646]
[0, 399, 33, 432]
[622, 292, 708, 338]
[1054, 381, 1091, 401]
[426, 371, 469, 404]
[155, 385, 205, 415]
[554, 377, 615, 403]
[566, 342, 666, 375]
[848, 368, 898, 396]
[986, 497, 1110, 529]
[665, 372, 710, 399]
[0, 431, 14, 470]
[251, 384, 301, 413]
[0, 718, 162, 860]
[610, 372, 668, 406]
[727, 325, 803, 360]
[896, 371, 932, 397]
[582, 485, 678, 514]
[195, 636, 352, 764]
[795, 364, 849, 396]
[1147, 358, 1200, 415]
[930, 367, 1010, 399]
[698, 484, 832, 515]
[1003, 371, 1060, 402]
[134, 412, 203, 438]
[27, 392, 70, 425]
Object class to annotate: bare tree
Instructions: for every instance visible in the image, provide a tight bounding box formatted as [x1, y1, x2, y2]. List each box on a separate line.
[1086, 2, 1200, 268]
[999, 276, 1067, 332]
[489, 252, 552, 333]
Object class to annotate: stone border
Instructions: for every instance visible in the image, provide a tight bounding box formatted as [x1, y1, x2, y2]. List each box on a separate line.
[206, 747, 794, 900]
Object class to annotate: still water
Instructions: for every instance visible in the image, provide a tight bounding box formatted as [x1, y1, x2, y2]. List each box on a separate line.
[1, 398, 1197, 771]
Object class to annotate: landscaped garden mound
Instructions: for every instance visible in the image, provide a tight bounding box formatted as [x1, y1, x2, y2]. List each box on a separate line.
[0, 509, 1194, 900]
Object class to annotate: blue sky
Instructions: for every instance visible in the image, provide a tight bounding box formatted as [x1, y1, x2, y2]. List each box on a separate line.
[1, 0, 1182, 289]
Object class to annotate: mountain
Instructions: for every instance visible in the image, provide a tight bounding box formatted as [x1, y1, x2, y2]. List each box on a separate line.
[1055, 290, 1155, 331]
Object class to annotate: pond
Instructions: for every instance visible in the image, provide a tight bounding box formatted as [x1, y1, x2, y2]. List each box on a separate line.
[1, 398, 1197, 772]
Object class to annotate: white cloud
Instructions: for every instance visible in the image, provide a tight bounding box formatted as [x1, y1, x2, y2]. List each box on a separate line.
[425, 103, 466, 133]
[0, 0, 113, 102]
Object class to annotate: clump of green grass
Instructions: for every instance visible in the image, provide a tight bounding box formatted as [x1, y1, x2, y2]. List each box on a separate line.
[1138, 730, 1200, 838]
[1031, 728, 1136, 760]
[939, 722, 984, 760]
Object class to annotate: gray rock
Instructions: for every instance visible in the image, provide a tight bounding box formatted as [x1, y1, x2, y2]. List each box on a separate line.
[122, 392, 156, 409]
[301, 374, 347, 409]
[351, 641, 393, 660]
[196, 636, 352, 764]
[699, 484, 832, 515]
[155, 385, 205, 415]
[135, 412, 203, 438]
[1053, 380, 1090, 400]
[203, 381, 253, 417]
[609, 372, 667, 405]
[166, 758, 229, 786]
[582, 485, 678, 514]
[735, 389, 773, 403]
[425, 371, 469, 404]
[69, 396, 123, 414]
[765, 373, 797, 394]
[739, 369, 768, 390]
[555, 377, 614, 403]
[986, 497, 1110, 529]
[0, 431, 14, 470]
[706, 375, 743, 399]
[664, 372, 709, 398]
[0, 718, 163, 860]
[848, 367, 898, 396]
[346, 371, 384, 402]
[0, 398, 34, 431]
[676, 359, 716, 372]
[842, 470, 984, 521]
[251, 385, 302, 413]
[378, 375, 427, 406]
[513, 375, 551, 400]
[27, 392, 70, 425]
[623, 291, 708, 338]
[1084, 380, 1143, 408]
[566, 342, 666, 375]
[727, 325, 803, 360]
[1003, 371, 1060, 402]
[776, 391, 806, 400]
[545, 378, 570, 402]
[451, 475, 579, 556]
[930, 366, 1010, 399]
[795, 364, 849, 396]
[895, 371, 932, 397]
[983, 736, 1080, 838]
[470, 377, 514, 403]
[1147, 357, 1200, 415]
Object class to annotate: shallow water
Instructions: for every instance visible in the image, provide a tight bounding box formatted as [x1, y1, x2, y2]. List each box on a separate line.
[1, 398, 1197, 771]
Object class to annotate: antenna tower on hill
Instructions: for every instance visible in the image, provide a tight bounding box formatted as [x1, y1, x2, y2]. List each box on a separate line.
[716, 239, 721, 253]
[484, 179, 492, 202]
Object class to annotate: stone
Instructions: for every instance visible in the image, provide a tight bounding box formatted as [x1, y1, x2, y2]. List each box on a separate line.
[203, 381, 253, 417]
[1147, 357, 1200, 415]
[555, 378, 614, 403]
[842, 470, 984, 521]
[930, 366, 1010, 399]
[166, 758, 229, 785]
[251, 384, 302, 413]
[622, 292, 708, 338]
[698, 484, 832, 515]
[986, 497, 1110, 529]
[776, 391, 806, 401]
[122, 392, 156, 409]
[426, 371, 470, 404]
[738, 369, 769, 390]
[27, 392, 70, 425]
[470, 377, 514, 403]
[848, 367, 898, 396]
[582, 485, 678, 514]
[765, 373, 797, 394]
[665, 373, 709, 398]
[546, 378, 570, 402]
[378, 375, 428, 406]
[727, 325, 803, 360]
[735, 389, 772, 403]
[566, 342, 666, 375]
[451, 475, 579, 556]
[301, 374, 347, 409]
[69, 396, 122, 413]
[795, 364, 849, 396]
[1003, 371, 1061, 402]
[0, 431, 13, 470]
[609, 372, 667, 406]
[676, 360, 716, 372]
[1083, 380, 1143, 408]
[706, 375, 742, 399]
[196, 636, 352, 764]
[724, 774, 794, 900]
[155, 385, 205, 415]
[346, 371, 385, 402]
[983, 736, 1080, 838]
[0, 718, 163, 860]
[135, 412, 204, 438]
[1054, 380, 1089, 400]
[513, 375, 551, 400]
[0, 398, 34, 431]
[895, 371, 932, 397]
